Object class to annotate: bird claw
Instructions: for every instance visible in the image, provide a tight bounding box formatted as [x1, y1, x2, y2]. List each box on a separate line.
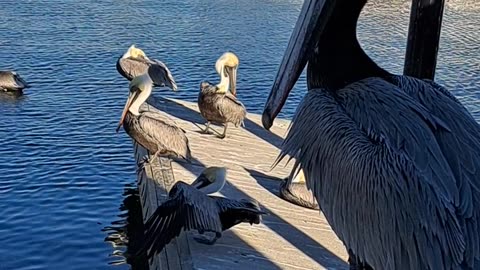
[137, 156, 151, 173]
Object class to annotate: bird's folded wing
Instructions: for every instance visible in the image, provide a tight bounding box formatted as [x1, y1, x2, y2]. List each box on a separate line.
[279, 77, 466, 269]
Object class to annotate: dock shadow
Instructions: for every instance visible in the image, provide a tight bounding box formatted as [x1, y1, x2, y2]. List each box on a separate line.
[177, 160, 348, 270]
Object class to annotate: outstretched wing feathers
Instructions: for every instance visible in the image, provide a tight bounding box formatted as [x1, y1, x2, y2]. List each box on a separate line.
[279, 77, 468, 269]
[141, 182, 222, 258]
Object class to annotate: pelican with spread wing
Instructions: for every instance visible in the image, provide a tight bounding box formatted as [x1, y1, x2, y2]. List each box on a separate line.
[138, 167, 266, 259]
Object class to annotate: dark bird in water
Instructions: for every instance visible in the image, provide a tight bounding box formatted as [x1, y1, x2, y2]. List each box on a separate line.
[116, 45, 178, 91]
[198, 52, 246, 139]
[138, 167, 266, 259]
[279, 169, 319, 210]
[262, 0, 480, 269]
[116, 73, 191, 168]
[0, 71, 29, 92]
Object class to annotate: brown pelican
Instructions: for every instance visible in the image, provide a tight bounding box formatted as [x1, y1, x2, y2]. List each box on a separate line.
[279, 169, 319, 210]
[198, 52, 246, 138]
[262, 0, 480, 269]
[0, 71, 29, 92]
[116, 45, 178, 91]
[137, 167, 266, 258]
[116, 73, 191, 167]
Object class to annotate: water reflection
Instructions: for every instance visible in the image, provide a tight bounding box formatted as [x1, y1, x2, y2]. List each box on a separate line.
[0, 91, 28, 104]
[103, 183, 148, 269]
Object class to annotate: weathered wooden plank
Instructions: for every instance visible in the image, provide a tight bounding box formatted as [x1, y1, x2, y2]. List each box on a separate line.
[404, 0, 446, 79]
[132, 114, 193, 270]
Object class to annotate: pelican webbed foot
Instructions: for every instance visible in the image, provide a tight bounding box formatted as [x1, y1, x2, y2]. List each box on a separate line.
[136, 151, 161, 173]
[218, 123, 228, 139]
[193, 231, 222, 245]
[278, 178, 320, 210]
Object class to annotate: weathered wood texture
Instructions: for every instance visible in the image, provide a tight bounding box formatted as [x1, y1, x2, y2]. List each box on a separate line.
[134, 141, 193, 270]
[136, 96, 349, 270]
[404, 0, 446, 79]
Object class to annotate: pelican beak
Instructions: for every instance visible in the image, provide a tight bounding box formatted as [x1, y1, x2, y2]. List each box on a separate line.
[262, 0, 335, 130]
[191, 167, 227, 190]
[225, 66, 238, 96]
[116, 89, 140, 133]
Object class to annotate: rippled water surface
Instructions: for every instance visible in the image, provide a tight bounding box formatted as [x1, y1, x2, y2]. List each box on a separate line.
[0, 0, 478, 269]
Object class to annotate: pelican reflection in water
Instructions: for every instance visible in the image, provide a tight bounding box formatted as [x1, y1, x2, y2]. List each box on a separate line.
[198, 52, 246, 139]
[263, 0, 480, 269]
[116, 45, 178, 91]
[138, 167, 266, 259]
[116, 73, 191, 168]
[0, 71, 29, 92]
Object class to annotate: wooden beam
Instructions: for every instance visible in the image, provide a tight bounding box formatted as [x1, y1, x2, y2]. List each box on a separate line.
[404, 0, 446, 80]
[133, 103, 193, 270]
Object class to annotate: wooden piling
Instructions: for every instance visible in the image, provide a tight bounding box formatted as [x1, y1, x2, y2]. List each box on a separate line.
[404, 0, 446, 80]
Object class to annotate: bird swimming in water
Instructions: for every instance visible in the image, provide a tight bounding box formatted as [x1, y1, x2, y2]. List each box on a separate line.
[137, 166, 266, 259]
[198, 52, 246, 139]
[262, 0, 480, 269]
[116, 45, 178, 91]
[0, 71, 29, 92]
[116, 73, 191, 168]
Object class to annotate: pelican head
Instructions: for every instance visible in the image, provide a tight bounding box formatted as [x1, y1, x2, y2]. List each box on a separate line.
[262, 0, 358, 130]
[122, 44, 147, 59]
[215, 52, 239, 96]
[116, 73, 153, 132]
[190, 167, 228, 195]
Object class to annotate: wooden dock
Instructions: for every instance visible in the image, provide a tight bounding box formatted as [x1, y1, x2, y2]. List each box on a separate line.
[132, 96, 349, 270]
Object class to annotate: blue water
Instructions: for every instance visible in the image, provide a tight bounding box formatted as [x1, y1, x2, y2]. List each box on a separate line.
[0, 0, 478, 269]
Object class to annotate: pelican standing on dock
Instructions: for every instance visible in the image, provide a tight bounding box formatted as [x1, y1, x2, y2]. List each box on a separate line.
[116, 73, 191, 166]
[198, 52, 246, 139]
[138, 167, 266, 258]
[263, 0, 480, 269]
[0, 71, 29, 92]
[116, 45, 178, 91]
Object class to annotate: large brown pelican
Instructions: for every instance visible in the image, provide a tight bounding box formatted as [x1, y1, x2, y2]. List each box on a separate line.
[198, 52, 246, 139]
[116, 73, 191, 167]
[138, 167, 265, 258]
[0, 71, 29, 92]
[263, 0, 480, 269]
[116, 45, 178, 91]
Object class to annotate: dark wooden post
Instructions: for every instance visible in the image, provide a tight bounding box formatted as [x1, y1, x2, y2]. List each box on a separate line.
[404, 0, 446, 80]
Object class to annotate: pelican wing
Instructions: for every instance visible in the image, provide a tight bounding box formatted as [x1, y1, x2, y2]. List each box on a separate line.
[392, 76, 480, 265]
[212, 197, 264, 231]
[141, 181, 222, 258]
[218, 92, 246, 126]
[137, 113, 191, 160]
[116, 57, 149, 81]
[148, 60, 178, 91]
[116, 57, 177, 91]
[279, 77, 468, 269]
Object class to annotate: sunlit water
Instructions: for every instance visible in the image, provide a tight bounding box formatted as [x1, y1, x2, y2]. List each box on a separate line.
[0, 0, 478, 269]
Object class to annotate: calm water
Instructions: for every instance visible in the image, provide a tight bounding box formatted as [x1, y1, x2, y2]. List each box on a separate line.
[0, 0, 478, 269]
